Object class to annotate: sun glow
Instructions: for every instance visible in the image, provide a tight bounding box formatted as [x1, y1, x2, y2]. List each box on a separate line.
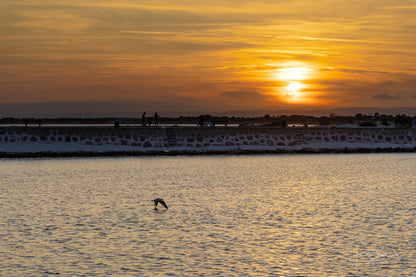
[271, 62, 317, 104]
[276, 66, 313, 81]
[283, 81, 306, 103]
[286, 81, 304, 92]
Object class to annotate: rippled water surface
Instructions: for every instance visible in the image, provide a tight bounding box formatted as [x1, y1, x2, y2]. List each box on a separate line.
[1, 154, 415, 276]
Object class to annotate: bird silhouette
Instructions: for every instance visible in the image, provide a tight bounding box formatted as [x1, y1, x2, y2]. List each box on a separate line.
[153, 198, 168, 209]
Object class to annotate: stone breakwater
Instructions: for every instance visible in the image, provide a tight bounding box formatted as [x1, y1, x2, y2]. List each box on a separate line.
[1, 127, 416, 157]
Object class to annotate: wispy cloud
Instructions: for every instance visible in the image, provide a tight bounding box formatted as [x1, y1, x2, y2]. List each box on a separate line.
[372, 93, 400, 100]
[13, 10, 91, 32]
[120, 30, 177, 35]
[274, 35, 389, 45]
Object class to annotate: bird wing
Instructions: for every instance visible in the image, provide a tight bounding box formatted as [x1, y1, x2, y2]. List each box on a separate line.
[154, 198, 162, 205]
[160, 200, 168, 209]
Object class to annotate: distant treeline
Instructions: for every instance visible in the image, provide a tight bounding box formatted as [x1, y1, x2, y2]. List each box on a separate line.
[0, 113, 415, 128]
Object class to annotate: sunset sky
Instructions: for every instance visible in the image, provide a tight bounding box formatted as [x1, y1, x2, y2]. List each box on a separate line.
[1, 0, 416, 116]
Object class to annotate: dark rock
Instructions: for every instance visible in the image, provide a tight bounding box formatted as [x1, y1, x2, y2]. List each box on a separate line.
[143, 141, 152, 148]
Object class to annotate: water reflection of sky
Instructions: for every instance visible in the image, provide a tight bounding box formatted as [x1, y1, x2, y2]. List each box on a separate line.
[1, 154, 415, 276]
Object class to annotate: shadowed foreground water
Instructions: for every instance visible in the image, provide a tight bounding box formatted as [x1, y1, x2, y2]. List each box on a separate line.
[1, 154, 415, 276]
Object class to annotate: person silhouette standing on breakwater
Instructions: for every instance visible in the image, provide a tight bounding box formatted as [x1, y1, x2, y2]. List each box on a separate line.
[198, 115, 205, 127]
[142, 112, 146, 127]
[154, 112, 159, 127]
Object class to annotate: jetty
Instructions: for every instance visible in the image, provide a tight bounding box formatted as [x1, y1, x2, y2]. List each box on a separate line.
[1, 125, 415, 157]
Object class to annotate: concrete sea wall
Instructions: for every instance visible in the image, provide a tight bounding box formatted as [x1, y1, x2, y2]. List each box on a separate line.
[1, 127, 416, 157]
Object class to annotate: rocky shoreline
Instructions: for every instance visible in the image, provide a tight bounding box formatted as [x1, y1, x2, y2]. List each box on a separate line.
[1, 146, 416, 158]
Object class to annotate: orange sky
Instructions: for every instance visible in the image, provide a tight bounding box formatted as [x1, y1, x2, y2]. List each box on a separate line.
[1, 0, 416, 115]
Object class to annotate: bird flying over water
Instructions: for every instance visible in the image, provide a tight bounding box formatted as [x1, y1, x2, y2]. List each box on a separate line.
[153, 198, 168, 209]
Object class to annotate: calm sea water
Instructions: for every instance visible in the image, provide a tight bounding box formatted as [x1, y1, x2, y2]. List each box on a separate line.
[1, 154, 415, 276]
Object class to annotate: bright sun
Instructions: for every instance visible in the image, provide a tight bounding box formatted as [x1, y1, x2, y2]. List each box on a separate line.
[286, 81, 304, 92]
[271, 62, 316, 104]
[284, 81, 305, 103]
